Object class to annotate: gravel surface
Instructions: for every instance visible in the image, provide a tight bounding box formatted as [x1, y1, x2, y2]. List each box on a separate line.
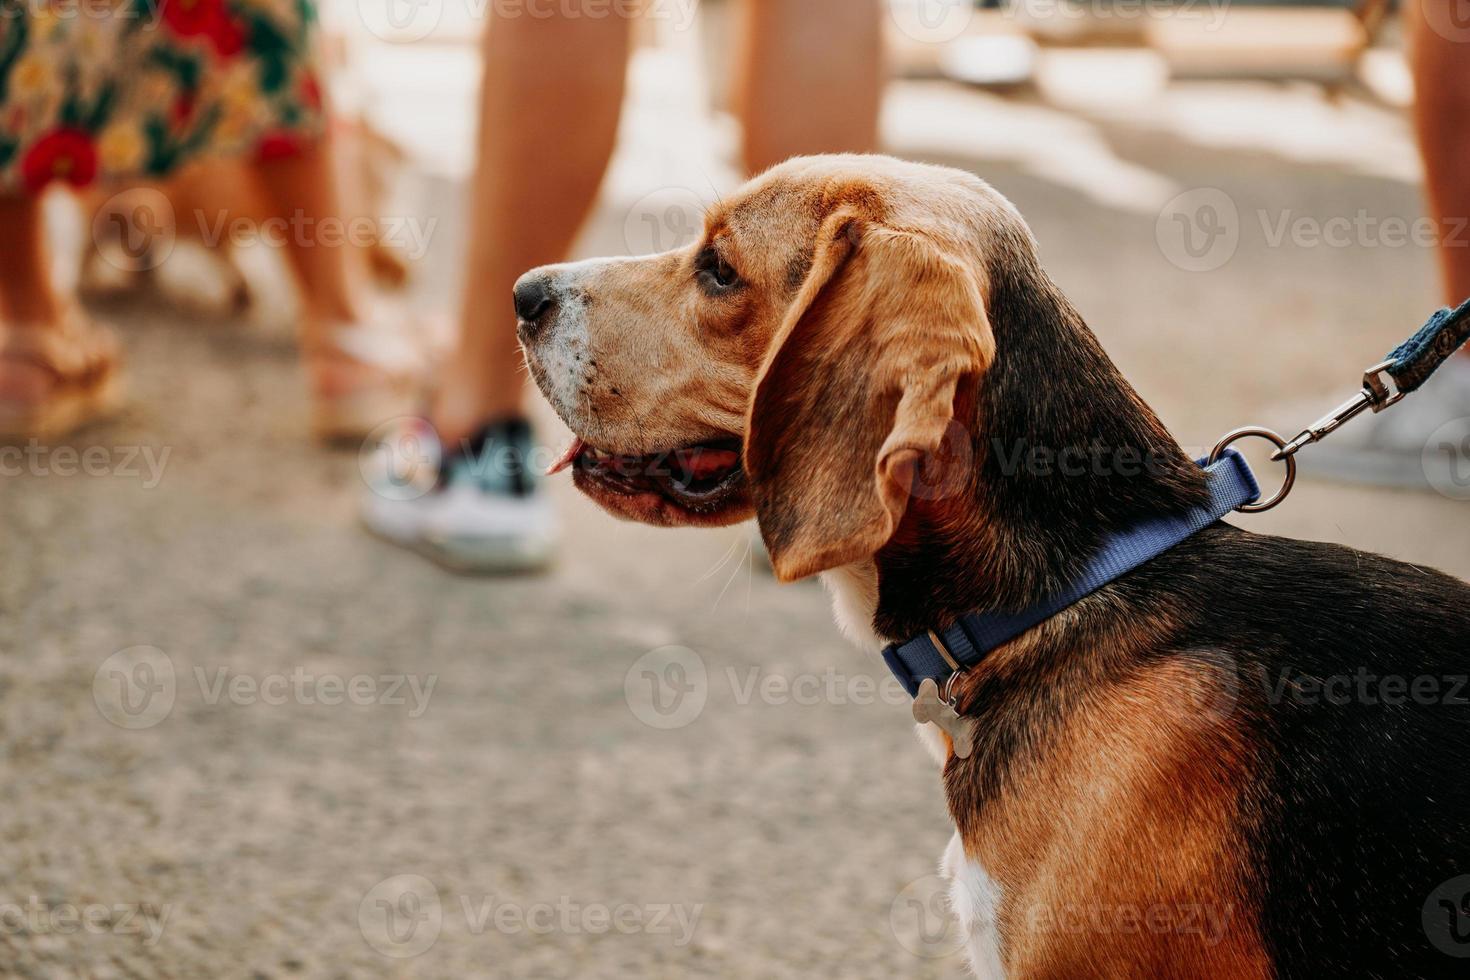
[3, 75, 1468, 978]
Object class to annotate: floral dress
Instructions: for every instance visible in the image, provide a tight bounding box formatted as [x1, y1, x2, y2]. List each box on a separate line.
[0, 0, 325, 193]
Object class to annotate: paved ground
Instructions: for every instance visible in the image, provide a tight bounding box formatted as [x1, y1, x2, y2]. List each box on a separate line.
[4, 52, 1470, 980]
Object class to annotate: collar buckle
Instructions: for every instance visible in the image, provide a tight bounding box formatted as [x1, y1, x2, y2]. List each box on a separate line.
[926, 629, 967, 707]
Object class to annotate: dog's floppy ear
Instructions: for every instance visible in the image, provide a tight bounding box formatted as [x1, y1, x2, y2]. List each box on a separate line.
[745, 212, 994, 582]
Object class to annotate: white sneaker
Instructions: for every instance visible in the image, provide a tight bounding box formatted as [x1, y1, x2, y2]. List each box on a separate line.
[1278, 356, 1470, 495]
[359, 417, 559, 573]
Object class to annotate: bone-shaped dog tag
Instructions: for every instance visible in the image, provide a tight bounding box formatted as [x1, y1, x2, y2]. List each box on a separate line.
[913, 678, 976, 759]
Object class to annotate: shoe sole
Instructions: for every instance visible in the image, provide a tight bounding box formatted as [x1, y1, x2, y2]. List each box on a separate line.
[0, 373, 126, 443]
[361, 519, 557, 575]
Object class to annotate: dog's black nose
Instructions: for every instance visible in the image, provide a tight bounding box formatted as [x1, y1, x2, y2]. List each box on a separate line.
[513, 275, 555, 329]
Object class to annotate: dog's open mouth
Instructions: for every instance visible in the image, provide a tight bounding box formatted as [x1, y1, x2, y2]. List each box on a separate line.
[547, 436, 751, 525]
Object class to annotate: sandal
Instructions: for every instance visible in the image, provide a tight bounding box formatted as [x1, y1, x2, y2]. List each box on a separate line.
[0, 311, 126, 441]
[306, 317, 437, 444]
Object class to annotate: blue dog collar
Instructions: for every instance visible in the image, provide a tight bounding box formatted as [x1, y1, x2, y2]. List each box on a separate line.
[882, 449, 1261, 699]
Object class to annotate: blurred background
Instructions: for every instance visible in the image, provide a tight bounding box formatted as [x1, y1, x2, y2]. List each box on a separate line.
[4, 0, 1470, 976]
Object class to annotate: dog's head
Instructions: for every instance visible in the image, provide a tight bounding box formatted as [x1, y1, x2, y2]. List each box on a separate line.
[520, 155, 1204, 625]
[520, 156, 1010, 574]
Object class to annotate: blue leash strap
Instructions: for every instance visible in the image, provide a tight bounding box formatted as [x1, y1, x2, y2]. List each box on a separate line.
[1382, 296, 1470, 395]
[882, 448, 1260, 699]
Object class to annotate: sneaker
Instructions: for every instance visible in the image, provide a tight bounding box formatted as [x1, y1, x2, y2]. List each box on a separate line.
[1279, 356, 1470, 496]
[359, 417, 559, 572]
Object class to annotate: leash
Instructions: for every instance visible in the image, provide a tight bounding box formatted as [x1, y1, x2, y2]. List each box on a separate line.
[885, 299, 1470, 749]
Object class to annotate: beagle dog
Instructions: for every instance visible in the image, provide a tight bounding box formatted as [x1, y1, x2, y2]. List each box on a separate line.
[516, 155, 1470, 978]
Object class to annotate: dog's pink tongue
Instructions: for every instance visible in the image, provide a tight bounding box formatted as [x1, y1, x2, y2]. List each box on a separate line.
[546, 438, 585, 475]
[681, 446, 740, 479]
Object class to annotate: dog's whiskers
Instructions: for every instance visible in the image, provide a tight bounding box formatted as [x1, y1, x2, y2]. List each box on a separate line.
[711, 535, 753, 614]
[695, 534, 743, 585]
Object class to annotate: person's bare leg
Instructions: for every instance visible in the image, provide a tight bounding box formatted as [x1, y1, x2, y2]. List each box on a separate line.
[1407, 2, 1470, 328]
[0, 192, 124, 435]
[253, 141, 367, 338]
[252, 136, 430, 437]
[0, 194, 69, 404]
[433, 11, 631, 444]
[0, 194, 64, 327]
[735, 0, 882, 176]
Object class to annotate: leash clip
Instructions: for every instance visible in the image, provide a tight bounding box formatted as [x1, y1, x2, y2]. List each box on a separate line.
[1272, 358, 1406, 463]
[1362, 358, 1408, 412]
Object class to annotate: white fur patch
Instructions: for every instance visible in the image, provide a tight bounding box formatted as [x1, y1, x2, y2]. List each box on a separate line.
[914, 720, 951, 768]
[822, 567, 999, 969]
[942, 832, 1006, 979]
[822, 562, 954, 766]
[529, 256, 638, 420]
[820, 561, 882, 652]
[535, 284, 591, 413]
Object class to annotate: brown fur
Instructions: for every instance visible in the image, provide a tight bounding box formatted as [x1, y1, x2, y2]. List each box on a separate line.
[946, 611, 1270, 977]
[518, 154, 1272, 974]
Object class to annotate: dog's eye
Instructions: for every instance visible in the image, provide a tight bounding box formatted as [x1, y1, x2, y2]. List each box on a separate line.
[696, 249, 741, 292]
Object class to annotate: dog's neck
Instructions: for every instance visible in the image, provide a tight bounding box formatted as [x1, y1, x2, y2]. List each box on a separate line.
[867, 243, 1210, 643]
